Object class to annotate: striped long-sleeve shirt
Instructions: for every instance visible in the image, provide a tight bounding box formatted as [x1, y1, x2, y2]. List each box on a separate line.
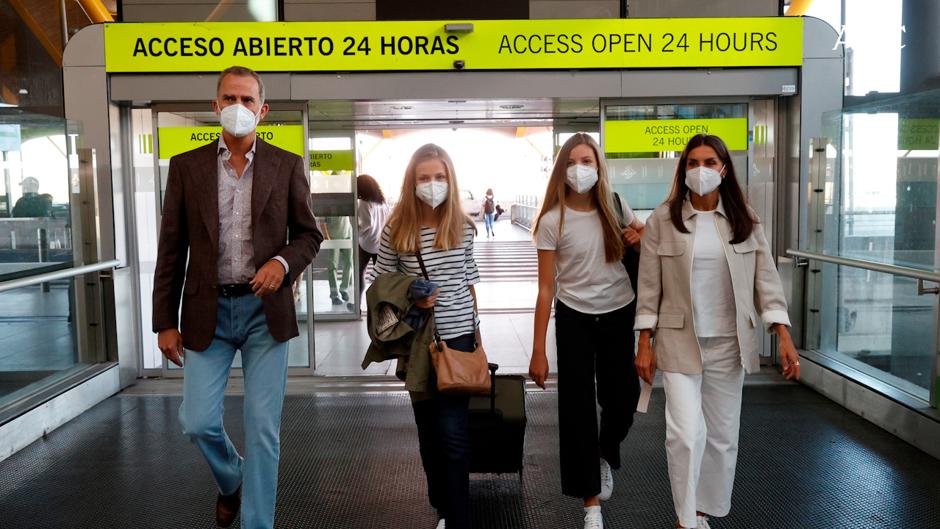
[372, 223, 480, 340]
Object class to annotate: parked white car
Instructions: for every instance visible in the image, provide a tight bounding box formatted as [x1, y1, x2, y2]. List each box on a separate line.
[460, 189, 481, 217]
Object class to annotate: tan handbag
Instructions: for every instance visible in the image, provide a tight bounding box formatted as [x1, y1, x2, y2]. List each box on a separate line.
[415, 250, 491, 395]
[429, 334, 491, 395]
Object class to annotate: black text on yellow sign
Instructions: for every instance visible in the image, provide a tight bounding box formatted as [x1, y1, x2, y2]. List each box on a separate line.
[105, 18, 803, 72]
[132, 34, 460, 60]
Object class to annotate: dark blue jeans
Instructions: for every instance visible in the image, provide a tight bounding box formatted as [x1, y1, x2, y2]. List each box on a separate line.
[412, 332, 475, 529]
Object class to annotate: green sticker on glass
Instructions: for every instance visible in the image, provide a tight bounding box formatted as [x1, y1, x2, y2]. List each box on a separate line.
[158, 125, 305, 159]
[605, 118, 747, 153]
[310, 150, 354, 172]
[898, 119, 939, 151]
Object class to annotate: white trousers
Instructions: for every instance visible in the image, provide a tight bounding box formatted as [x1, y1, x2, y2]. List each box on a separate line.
[662, 336, 745, 528]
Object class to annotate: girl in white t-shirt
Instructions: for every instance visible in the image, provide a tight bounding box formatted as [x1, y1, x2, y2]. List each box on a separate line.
[529, 133, 644, 529]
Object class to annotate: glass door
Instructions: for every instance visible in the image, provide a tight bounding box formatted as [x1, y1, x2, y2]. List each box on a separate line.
[307, 132, 359, 321]
[135, 103, 313, 375]
[599, 99, 779, 361]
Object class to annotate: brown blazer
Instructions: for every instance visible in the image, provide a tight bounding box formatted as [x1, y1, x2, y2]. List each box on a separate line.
[634, 200, 790, 375]
[152, 139, 323, 352]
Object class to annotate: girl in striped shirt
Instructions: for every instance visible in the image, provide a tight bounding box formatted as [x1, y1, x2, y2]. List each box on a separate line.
[371, 143, 480, 529]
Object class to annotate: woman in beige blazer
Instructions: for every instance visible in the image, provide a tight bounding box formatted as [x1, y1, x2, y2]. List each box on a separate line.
[633, 134, 801, 529]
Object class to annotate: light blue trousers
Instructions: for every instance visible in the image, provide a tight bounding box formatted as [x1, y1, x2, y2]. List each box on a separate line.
[179, 294, 289, 529]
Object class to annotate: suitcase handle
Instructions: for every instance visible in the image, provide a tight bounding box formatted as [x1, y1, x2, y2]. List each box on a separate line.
[487, 363, 499, 414]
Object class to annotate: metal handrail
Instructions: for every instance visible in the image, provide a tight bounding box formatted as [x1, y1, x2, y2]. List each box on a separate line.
[0, 260, 121, 293]
[786, 249, 940, 283]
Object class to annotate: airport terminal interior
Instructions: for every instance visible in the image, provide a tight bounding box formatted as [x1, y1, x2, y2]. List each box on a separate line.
[2, 0, 940, 528]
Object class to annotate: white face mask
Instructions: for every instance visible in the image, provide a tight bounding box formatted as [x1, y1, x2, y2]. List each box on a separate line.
[219, 104, 259, 137]
[685, 166, 724, 196]
[416, 181, 449, 209]
[565, 164, 598, 194]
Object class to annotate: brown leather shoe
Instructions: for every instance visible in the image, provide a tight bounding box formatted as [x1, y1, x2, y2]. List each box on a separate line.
[215, 485, 241, 528]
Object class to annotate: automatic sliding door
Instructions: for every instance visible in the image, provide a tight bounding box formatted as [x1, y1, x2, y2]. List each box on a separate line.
[141, 105, 312, 374]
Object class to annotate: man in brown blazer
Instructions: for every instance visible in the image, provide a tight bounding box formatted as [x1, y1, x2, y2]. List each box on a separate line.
[152, 66, 322, 529]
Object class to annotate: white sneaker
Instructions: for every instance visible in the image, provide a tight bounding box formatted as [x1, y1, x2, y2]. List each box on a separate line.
[435, 519, 446, 529]
[583, 506, 603, 529]
[696, 515, 712, 529]
[598, 458, 613, 501]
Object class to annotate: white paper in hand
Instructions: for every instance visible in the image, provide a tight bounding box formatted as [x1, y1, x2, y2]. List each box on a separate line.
[636, 379, 653, 413]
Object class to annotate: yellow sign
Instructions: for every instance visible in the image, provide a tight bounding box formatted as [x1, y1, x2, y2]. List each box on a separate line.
[157, 125, 305, 159]
[310, 150, 354, 172]
[104, 18, 803, 72]
[605, 118, 748, 153]
[898, 119, 939, 151]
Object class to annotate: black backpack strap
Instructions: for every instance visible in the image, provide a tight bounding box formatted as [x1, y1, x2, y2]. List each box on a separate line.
[612, 192, 626, 228]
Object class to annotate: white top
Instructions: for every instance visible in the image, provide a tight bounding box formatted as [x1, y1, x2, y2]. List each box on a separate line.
[358, 200, 390, 255]
[372, 223, 480, 340]
[534, 197, 636, 315]
[690, 210, 737, 337]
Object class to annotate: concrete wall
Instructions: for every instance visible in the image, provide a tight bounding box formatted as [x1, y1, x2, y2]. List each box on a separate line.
[530, 0, 618, 19]
[120, 0, 781, 22]
[286, 0, 375, 21]
[628, 0, 779, 18]
[121, 0, 271, 22]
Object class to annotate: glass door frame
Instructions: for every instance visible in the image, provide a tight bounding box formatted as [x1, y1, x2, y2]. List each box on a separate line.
[598, 95, 781, 365]
[147, 101, 316, 377]
[307, 128, 360, 323]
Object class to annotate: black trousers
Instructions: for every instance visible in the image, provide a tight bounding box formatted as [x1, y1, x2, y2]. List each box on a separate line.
[555, 299, 640, 499]
[358, 245, 377, 297]
[412, 332, 475, 529]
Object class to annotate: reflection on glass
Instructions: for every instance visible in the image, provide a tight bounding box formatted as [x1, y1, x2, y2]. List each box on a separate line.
[604, 103, 748, 211]
[820, 265, 932, 399]
[310, 135, 358, 318]
[0, 114, 73, 281]
[827, 112, 939, 269]
[0, 279, 86, 408]
[815, 88, 940, 399]
[312, 215, 357, 315]
[324, 216, 353, 305]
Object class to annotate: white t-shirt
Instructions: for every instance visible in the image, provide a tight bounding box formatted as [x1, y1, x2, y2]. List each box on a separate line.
[534, 198, 636, 314]
[358, 200, 390, 255]
[690, 210, 737, 337]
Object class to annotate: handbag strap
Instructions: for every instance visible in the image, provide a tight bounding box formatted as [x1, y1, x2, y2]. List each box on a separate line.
[415, 248, 443, 346]
[415, 248, 430, 280]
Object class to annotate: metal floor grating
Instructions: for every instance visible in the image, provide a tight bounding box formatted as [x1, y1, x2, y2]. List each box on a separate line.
[1, 385, 938, 528]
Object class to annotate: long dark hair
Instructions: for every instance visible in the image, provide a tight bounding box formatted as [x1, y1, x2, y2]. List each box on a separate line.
[667, 134, 754, 244]
[356, 174, 386, 204]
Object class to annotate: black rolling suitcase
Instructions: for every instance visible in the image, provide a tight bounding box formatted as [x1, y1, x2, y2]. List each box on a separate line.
[468, 363, 527, 480]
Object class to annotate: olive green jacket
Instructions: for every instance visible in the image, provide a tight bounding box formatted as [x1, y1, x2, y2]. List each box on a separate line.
[361, 271, 436, 396]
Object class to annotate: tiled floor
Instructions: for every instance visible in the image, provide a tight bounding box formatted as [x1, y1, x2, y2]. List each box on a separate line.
[3, 384, 938, 528]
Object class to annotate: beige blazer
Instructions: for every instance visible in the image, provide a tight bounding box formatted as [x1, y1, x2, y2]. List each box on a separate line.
[634, 199, 790, 374]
